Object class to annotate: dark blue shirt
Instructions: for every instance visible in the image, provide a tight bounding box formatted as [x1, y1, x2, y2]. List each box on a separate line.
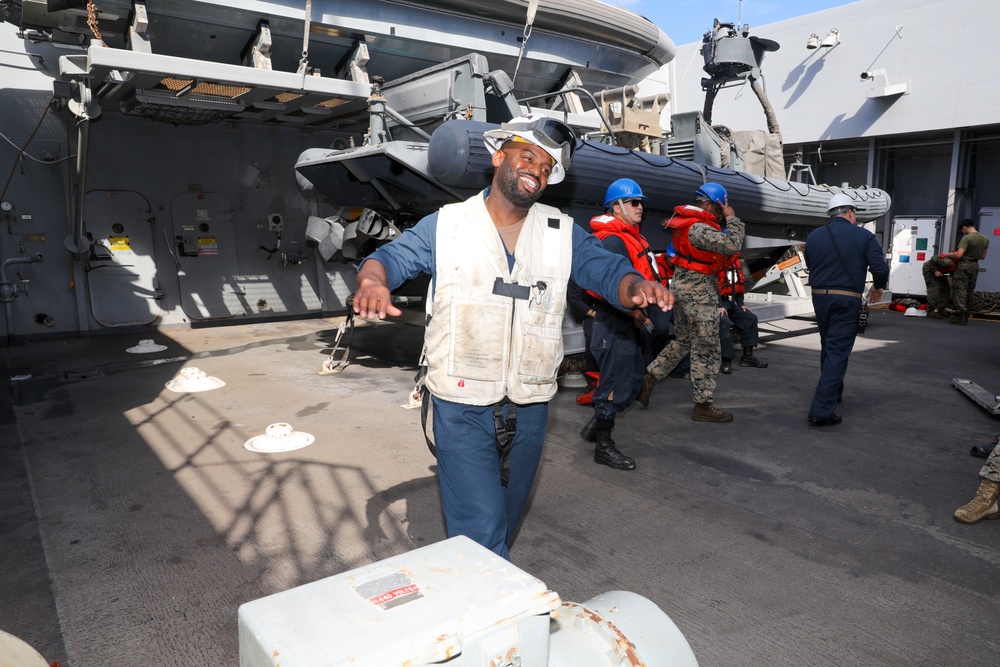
[804, 218, 890, 291]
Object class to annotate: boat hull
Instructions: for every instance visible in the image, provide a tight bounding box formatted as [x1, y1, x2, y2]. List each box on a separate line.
[8, 0, 674, 97]
[296, 120, 892, 246]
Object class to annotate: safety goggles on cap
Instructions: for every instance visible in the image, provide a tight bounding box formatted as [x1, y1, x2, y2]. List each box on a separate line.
[483, 114, 577, 184]
[501, 116, 576, 158]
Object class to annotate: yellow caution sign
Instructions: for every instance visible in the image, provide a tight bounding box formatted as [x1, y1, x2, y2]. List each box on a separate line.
[198, 236, 219, 255]
[108, 235, 131, 252]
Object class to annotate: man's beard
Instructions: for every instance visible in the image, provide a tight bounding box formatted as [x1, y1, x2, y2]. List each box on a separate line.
[495, 160, 544, 209]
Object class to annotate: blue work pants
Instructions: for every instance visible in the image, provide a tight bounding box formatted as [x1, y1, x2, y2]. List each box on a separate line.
[431, 396, 548, 560]
[591, 311, 644, 421]
[720, 302, 759, 361]
[809, 294, 861, 419]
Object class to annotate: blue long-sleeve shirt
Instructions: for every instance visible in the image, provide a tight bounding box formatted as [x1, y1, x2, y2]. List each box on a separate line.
[804, 217, 890, 291]
[366, 191, 638, 308]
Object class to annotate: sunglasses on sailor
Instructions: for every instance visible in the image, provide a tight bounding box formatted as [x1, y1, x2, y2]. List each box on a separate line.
[623, 199, 644, 207]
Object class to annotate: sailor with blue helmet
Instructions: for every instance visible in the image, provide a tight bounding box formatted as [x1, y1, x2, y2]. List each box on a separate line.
[638, 182, 746, 421]
[580, 178, 671, 470]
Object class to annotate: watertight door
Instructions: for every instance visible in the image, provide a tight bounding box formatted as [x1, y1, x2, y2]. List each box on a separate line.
[171, 191, 244, 319]
[85, 190, 163, 327]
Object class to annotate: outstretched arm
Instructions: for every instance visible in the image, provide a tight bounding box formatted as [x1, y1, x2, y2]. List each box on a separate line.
[350, 212, 437, 320]
[617, 273, 673, 312]
[352, 259, 402, 320]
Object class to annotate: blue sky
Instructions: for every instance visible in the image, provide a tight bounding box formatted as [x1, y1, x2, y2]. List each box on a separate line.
[606, 0, 855, 46]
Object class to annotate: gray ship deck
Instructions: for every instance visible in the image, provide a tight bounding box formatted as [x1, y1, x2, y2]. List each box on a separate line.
[2, 309, 999, 665]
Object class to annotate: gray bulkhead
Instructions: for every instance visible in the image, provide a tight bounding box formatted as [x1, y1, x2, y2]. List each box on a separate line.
[0, 23, 358, 341]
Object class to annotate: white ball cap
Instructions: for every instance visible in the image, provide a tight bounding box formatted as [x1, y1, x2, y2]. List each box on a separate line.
[826, 192, 856, 215]
[482, 113, 575, 185]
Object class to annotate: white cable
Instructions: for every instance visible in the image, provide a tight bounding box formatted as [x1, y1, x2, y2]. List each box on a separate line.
[0, 130, 74, 164]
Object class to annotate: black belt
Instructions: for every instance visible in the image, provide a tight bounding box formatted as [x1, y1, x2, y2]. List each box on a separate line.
[813, 288, 862, 298]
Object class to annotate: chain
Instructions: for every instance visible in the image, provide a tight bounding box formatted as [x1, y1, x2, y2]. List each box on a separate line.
[87, 1, 104, 44]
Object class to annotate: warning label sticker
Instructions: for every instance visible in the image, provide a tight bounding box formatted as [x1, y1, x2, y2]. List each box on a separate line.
[108, 235, 131, 252]
[198, 236, 218, 256]
[354, 571, 424, 610]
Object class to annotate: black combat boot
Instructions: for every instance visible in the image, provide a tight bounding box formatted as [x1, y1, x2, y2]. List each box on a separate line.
[740, 347, 768, 368]
[971, 434, 1000, 459]
[593, 421, 636, 470]
[950, 311, 969, 325]
[580, 415, 597, 442]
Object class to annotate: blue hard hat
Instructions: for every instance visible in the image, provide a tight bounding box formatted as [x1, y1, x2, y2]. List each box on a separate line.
[695, 182, 727, 206]
[604, 178, 646, 208]
[666, 243, 676, 258]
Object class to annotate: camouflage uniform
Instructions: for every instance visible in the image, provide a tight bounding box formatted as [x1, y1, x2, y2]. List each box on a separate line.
[951, 261, 979, 312]
[921, 256, 953, 311]
[950, 230, 989, 313]
[647, 215, 746, 403]
[980, 445, 1000, 484]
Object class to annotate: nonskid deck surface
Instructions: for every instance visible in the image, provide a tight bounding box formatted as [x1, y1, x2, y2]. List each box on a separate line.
[2, 312, 999, 666]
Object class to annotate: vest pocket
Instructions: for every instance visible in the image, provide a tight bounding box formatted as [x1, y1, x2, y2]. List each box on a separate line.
[518, 276, 565, 384]
[447, 300, 508, 382]
[518, 322, 561, 384]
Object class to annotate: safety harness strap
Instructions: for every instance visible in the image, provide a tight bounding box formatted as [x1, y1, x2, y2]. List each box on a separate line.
[418, 367, 435, 456]
[420, 391, 518, 488]
[675, 252, 715, 266]
[493, 398, 517, 488]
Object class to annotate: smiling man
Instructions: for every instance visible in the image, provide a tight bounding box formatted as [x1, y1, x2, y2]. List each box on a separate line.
[351, 114, 673, 560]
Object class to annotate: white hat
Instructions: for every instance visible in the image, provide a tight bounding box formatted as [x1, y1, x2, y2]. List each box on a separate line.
[826, 192, 857, 215]
[483, 113, 576, 184]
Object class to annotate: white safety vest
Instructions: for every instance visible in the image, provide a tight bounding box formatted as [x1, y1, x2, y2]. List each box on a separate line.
[424, 193, 574, 405]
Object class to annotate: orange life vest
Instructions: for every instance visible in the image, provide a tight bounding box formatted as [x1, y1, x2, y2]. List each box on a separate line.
[666, 205, 729, 275]
[587, 215, 666, 302]
[717, 255, 745, 297]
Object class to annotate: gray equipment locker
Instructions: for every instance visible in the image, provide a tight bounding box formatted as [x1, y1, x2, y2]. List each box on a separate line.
[889, 216, 943, 295]
[976, 208, 1000, 292]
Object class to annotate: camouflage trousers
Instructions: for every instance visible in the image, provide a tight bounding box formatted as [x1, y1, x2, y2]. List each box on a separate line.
[980, 445, 1000, 483]
[951, 260, 979, 311]
[647, 297, 720, 404]
[922, 268, 951, 311]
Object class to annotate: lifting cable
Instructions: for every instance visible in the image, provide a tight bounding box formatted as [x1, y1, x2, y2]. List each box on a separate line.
[511, 0, 539, 86]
